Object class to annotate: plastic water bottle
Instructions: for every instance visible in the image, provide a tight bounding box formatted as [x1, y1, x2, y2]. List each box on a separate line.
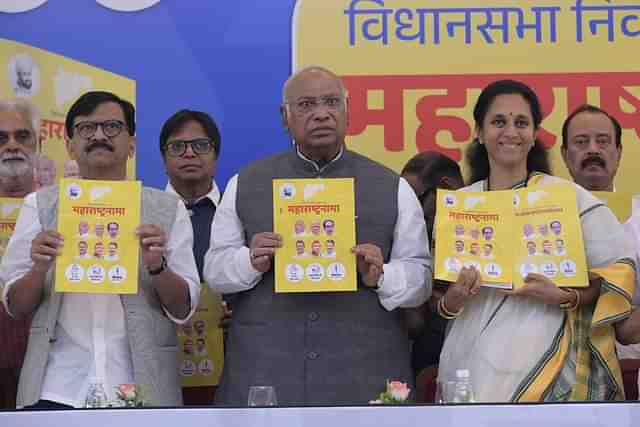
[452, 369, 476, 403]
[85, 381, 109, 408]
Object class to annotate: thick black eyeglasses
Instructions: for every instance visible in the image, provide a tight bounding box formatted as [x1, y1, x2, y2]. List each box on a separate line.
[74, 120, 126, 139]
[164, 138, 215, 157]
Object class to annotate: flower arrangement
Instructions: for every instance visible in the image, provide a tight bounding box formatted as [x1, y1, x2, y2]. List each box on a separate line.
[369, 380, 411, 405]
[114, 384, 147, 407]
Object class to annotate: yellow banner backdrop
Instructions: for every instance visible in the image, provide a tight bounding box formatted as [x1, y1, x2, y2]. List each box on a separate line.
[0, 38, 136, 185]
[293, 0, 640, 194]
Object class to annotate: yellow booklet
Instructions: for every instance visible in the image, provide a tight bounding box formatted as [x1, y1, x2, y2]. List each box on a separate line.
[0, 197, 23, 260]
[434, 184, 588, 289]
[592, 191, 632, 223]
[55, 178, 141, 294]
[273, 178, 356, 293]
[178, 285, 225, 387]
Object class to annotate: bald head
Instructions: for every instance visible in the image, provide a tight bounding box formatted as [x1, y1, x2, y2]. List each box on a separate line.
[282, 66, 346, 103]
[280, 65, 348, 163]
[14, 54, 34, 91]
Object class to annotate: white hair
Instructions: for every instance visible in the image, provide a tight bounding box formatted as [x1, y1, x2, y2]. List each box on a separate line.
[281, 65, 347, 104]
[0, 98, 41, 140]
[14, 53, 34, 73]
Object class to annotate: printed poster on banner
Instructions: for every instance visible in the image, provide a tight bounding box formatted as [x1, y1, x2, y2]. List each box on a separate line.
[178, 286, 225, 387]
[0, 197, 22, 260]
[434, 184, 588, 289]
[0, 38, 136, 187]
[55, 178, 141, 294]
[293, 0, 640, 196]
[273, 178, 356, 293]
[593, 191, 633, 223]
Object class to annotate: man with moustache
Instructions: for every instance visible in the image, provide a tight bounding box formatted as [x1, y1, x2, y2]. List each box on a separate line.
[310, 240, 322, 257]
[0, 99, 37, 198]
[0, 98, 38, 408]
[205, 66, 430, 405]
[561, 104, 622, 192]
[469, 242, 480, 256]
[561, 104, 640, 393]
[294, 240, 307, 258]
[0, 91, 200, 408]
[93, 241, 105, 259]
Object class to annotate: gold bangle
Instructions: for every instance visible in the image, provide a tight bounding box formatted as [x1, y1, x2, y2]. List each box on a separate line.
[559, 288, 580, 311]
[438, 295, 464, 319]
[437, 298, 456, 319]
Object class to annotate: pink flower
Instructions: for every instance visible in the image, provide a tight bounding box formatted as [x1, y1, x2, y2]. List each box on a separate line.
[118, 384, 137, 400]
[386, 381, 410, 402]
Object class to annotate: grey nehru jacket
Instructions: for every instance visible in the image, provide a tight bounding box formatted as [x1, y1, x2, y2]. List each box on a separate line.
[16, 185, 183, 408]
[214, 148, 413, 406]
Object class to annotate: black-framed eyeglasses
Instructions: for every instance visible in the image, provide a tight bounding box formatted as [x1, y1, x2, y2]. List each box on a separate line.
[0, 129, 36, 146]
[74, 120, 126, 139]
[164, 138, 215, 157]
[285, 95, 346, 116]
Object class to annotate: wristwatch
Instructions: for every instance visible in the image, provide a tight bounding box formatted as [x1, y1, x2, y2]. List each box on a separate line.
[148, 256, 167, 276]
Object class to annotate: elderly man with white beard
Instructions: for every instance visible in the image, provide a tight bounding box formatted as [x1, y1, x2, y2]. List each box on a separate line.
[0, 98, 38, 408]
[0, 99, 37, 198]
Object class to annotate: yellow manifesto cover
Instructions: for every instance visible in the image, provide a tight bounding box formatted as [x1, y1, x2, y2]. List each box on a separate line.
[178, 285, 225, 387]
[434, 184, 588, 289]
[273, 178, 356, 293]
[55, 178, 141, 294]
[0, 197, 23, 260]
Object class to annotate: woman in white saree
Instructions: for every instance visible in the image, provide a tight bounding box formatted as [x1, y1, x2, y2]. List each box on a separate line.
[438, 80, 636, 402]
